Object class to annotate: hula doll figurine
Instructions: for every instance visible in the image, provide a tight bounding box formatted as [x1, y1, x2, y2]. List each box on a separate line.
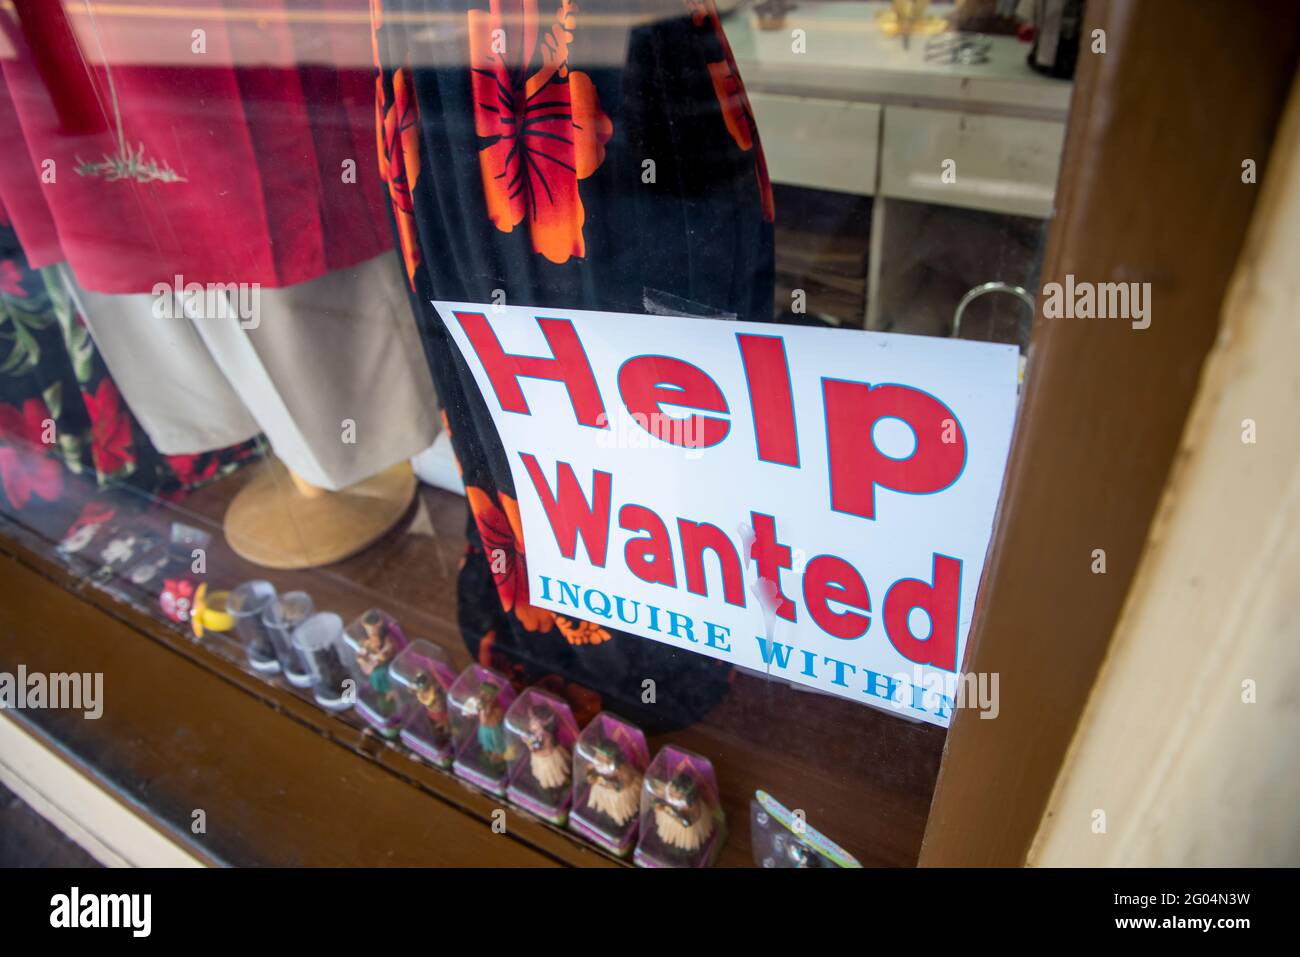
[504, 688, 578, 824]
[650, 772, 714, 853]
[415, 673, 450, 736]
[344, 610, 411, 737]
[584, 739, 642, 828]
[449, 665, 517, 794]
[356, 611, 399, 699]
[473, 683, 507, 765]
[569, 712, 649, 856]
[634, 746, 725, 868]
[524, 705, 571, 791]
[389, 640, 458, 765]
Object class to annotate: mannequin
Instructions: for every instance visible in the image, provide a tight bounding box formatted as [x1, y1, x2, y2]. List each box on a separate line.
[1, 0, 436, 569]
[224, 460, 418, 570]
[62, 253, 438, 570]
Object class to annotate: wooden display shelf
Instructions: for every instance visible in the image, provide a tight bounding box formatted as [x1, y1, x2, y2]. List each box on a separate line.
[0, 462, 943, 867]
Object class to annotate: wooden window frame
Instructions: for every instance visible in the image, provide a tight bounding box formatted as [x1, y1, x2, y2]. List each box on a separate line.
[1, 0, 1296, 868]
[920, 0, 1300, 866]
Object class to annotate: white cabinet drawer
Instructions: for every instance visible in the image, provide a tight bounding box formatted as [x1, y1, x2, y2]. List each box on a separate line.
[880, 105, 1065, 218]
[748, 92, 880, 196]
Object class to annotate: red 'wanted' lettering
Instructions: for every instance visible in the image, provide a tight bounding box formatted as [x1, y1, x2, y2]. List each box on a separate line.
[883, 554, 962, 671]
[518, 453, 612, 566]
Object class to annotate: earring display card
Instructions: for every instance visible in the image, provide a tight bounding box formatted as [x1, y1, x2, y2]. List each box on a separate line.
[750, 790, 862, 868]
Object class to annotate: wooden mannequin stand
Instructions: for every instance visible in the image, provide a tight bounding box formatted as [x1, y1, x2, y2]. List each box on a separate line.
[224, 458, 417, 569]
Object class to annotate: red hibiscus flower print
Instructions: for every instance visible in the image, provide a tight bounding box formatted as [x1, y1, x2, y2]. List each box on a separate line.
[82, 378, 136, 478]
[555, 614, 612, 647]
[0, 399, 63, 508]
[468, 0, 613, 264]
[164, 452, 220, 488]
[376, 66, 422, 289]
[686, 0, 774, 222]
[534, 674, 603, 725]
[467, 485, 555, 633]
[0, 259, 26, 297]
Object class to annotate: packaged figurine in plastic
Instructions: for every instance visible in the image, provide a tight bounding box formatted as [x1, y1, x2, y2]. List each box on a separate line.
[342, 609, 411, 737]
[389, 639, 457, 766]
[634, 746, 725, 868]
[262, 592, 316, 688]
[160, 577, 198, 625]
[448, 665, 516, 795]
[228, 580, 280, 672]
[504, 688, 578, 824]
[125, 548, 171, 588]
[96, 527, 163, 576]
[750, 790, 862, 868]
[56, 503, 116, 561]
[129, 521, 211, 590]
[569, 712, 649, 856]
[292, 612, 355, 711]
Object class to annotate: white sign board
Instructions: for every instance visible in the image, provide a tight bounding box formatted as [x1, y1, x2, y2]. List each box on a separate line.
[435, 301, 1019, 727]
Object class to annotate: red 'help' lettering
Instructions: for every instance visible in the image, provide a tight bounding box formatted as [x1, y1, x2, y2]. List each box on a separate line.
[617, 355, 730, 448]
[883, 554, 962, 671]
[456, 312, 608, 428]
[824, 381, 966, 520]
[737, 334, 799, 466]
[519, 453, 612, 565]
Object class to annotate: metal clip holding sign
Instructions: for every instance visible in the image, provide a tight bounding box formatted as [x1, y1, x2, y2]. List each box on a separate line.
[952, 281, 1036, 343]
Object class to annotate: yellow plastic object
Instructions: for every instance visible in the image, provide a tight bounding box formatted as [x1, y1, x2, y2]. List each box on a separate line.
[191, 584, 235, 638]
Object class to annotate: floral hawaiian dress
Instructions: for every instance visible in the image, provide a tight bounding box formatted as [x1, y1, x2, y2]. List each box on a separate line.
[372, 0, 774, 731]
[0, 213, 259, 516]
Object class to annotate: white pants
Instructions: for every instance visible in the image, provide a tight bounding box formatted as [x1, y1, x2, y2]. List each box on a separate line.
[62, 251, 439, 492]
